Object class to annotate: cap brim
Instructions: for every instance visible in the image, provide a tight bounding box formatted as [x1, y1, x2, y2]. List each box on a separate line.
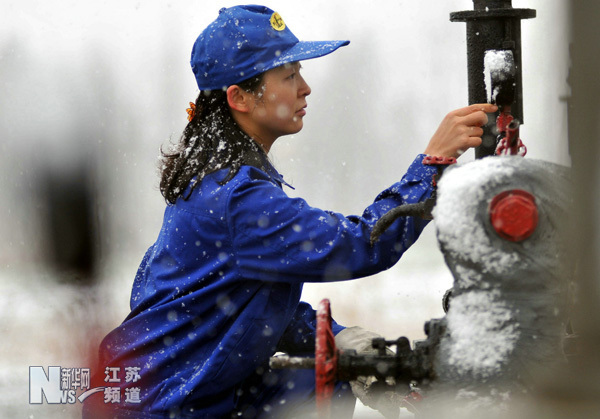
[268, 39, 350, 70]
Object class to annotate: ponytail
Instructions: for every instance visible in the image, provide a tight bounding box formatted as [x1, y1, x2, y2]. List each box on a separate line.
[159, 74, 265, 204]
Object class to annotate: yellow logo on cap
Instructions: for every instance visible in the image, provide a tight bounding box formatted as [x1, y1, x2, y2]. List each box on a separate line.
[270, 12, 285, 31]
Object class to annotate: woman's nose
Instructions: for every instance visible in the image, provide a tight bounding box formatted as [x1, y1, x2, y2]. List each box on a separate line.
[298, 74, 311, 97]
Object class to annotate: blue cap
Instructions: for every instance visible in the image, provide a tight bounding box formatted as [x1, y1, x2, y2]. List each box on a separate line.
[191, 5, 350, 90]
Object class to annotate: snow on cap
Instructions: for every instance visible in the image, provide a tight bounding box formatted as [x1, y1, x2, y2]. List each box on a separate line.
[190, 5, 350, 90]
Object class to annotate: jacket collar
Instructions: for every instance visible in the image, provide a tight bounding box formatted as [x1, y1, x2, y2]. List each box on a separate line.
[242, 149, 295, 190]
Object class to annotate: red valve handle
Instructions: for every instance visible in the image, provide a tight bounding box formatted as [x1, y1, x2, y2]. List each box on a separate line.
[315, 299, 338, 418]
[495, 108, 527, 156]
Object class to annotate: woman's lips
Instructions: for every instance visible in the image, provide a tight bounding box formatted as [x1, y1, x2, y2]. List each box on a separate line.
[296, 105, 307, 116]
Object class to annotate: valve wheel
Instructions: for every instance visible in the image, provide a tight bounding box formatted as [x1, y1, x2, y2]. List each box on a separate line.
[315, 299, 338, 417]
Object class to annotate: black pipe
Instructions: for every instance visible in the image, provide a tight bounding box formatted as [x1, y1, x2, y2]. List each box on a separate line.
[451, 0, 535, 158]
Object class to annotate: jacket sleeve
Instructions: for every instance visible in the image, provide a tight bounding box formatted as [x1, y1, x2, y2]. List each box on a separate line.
[275, 301, 345, 355]
[230, 154, 438, 283]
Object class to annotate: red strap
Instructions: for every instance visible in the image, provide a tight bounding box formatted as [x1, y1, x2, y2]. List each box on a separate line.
[422, 155, 457, 166]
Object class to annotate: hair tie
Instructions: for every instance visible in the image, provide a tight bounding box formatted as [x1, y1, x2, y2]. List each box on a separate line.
[186, 102, 196, 122]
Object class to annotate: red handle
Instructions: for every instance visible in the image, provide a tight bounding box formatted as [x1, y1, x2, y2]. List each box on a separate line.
[315, 299, 338, 418]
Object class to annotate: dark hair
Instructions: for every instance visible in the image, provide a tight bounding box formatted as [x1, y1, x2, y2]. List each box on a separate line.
[159, 75, 265, 204]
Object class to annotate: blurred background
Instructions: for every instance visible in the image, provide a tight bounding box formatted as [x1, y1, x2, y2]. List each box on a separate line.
[0, 0, 574, 417]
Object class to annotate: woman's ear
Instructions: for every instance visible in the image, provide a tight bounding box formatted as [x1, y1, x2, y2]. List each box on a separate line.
[227, 85, 252, 113]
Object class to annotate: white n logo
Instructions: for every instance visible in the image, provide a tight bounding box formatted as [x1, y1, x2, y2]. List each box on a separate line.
[29, 366, 62, 404]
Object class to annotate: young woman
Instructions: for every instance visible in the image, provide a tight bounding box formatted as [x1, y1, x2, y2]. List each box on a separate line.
[84, 5, 496, 418]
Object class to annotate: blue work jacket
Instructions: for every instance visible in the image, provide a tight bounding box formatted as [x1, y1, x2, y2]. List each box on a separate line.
[92, 154, 437, 417]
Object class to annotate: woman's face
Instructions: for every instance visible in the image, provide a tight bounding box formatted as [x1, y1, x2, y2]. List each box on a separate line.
[246, 62, 311, 148]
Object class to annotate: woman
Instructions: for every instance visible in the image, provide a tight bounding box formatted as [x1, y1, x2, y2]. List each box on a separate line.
[85, 5, 495, 418]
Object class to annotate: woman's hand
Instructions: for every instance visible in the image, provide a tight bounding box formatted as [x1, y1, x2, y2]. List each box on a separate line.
[424, 103, 498, 158]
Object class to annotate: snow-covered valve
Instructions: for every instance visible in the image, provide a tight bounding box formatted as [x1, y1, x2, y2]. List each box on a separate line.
[451, 0, 536, 158]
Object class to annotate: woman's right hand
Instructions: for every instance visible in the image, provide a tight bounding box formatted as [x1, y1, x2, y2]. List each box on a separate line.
[424, 103, 498, 158]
